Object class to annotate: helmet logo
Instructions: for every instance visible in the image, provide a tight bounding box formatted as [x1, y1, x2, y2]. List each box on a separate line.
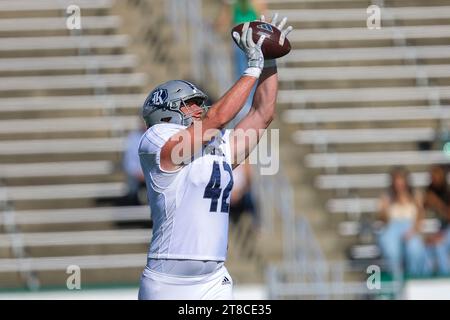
[150, 88, 168, 105]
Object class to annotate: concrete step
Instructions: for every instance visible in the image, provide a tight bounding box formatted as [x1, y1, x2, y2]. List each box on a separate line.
[267, 0, 450, 10]
[0, 16, 121, 37]
[0, 73, 146, 97]
[279, 135, 347, 261]
[0, 35, 130, 58]
[0, 252, 146, 288]
[0, 55, 136, 75]
[0, 0, 113, 14]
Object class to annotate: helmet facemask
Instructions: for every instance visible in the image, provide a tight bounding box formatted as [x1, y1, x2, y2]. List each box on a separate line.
[172, 95, 209, 127]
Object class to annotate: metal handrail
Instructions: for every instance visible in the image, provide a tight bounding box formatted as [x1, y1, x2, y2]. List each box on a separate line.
[0, 186, 40, 290]
[261, 168, 405, 299]
[268, 259, 404, 300]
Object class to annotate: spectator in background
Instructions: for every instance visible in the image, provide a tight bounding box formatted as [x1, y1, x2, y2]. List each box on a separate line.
[95, 122, 147, 208]
[216, 0, 267, 80]
[216, 0, 267, 126]
[424, 165, 450, 276]
[377, 167, 429, 277]
[230, 162, 257, 226]
[122, 122, 147, 206]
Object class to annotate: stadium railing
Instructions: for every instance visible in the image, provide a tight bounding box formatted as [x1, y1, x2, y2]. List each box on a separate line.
[257, 167, 403, 299]
[165, 0, 233, 95]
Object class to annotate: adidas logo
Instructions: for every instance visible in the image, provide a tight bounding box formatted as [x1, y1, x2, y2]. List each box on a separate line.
[222, 276, 231, 285]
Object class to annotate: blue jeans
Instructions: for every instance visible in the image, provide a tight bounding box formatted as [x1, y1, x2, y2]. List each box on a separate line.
[378, 220, 430, 277]
[426, 228, 450, 276]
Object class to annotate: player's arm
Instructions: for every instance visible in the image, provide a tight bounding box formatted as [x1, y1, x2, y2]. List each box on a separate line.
[230, 14, 293, 168]
[230, 66, 277, 168]
[160, 28, 266, 172]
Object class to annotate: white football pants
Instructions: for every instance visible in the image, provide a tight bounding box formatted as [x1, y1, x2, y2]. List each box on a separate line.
[138, 265, 233, 300]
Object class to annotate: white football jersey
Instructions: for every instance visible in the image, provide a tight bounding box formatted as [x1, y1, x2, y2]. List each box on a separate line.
[139, 123, 234, 261]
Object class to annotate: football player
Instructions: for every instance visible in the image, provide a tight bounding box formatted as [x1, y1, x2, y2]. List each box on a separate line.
[138, 14, 292, 300]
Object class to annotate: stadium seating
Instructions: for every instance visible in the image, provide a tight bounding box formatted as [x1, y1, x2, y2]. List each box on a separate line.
[292, 127, 436, 145]
[2, 0, 450, 296]
[0, 55, 137, 73]
[0, 35, 130, 53]
[0, 94, 145, 113]
[269, 0, 450, 296]
[316, 172, 450, 190]
[0, 0, 151, 290]
[0, 0, 113, 12]
[282, 106, 450, 123]
[284, 46, 450, 64]
[0, 161, 115, 178]
[0, 0, 263, 291]
[306, 150, 449, 168]
[0, 206, 149, 229]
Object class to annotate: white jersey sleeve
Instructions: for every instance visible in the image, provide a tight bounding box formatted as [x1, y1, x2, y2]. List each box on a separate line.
[139, 123, 186, 191]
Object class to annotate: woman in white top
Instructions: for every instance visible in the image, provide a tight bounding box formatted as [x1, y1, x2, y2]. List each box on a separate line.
[378, 167, 430, 277]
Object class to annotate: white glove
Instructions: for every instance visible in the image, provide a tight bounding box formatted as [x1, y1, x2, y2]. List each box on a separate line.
[232, 25, 266, 78]
[260, 13, 294, 69]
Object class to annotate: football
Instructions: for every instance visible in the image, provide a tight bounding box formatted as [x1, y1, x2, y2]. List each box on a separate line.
[231, 21, 291, 59]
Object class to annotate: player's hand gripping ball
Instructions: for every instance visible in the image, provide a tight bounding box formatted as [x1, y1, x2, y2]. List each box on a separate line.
[231, 13, 293, 59]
